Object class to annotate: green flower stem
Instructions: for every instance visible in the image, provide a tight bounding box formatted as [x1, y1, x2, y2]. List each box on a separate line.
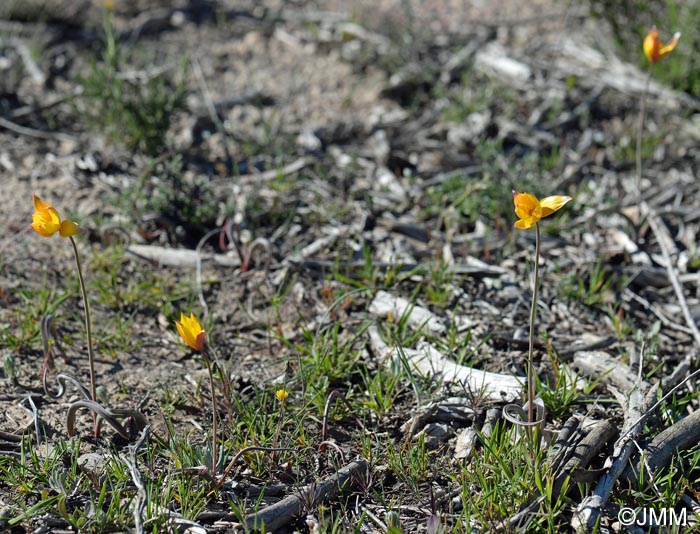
[527, 223, 541, 425]
[202, 346, 218, 479]
[635, 64, 653, 205]
[69, 236, 97, 410]
[272, 398, 285, 452]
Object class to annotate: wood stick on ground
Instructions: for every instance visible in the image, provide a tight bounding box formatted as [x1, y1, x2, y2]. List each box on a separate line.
[233, 157, 309, 186]
[7, 89, 80, 120]
[613, 359, 700, 449]
[547, 415, 581, 475]
[550, 417, 617, 501]
[243, 459, 368, 532]
[623, 288, 694, 336]
[572, 381, 654, 533]
[368, 325, 522, 403]
[502, 416, 616, 532]
[8, 37, 45, 85]
[622, 401, 700, 483]
[0, 116, 78, 143]
[369, 290, 445, 335]
[573, 351, 645, 394]
[641, 201, 700, 349]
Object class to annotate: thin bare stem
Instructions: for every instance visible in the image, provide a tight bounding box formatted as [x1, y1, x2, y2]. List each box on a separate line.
[66, 399, 147, 439]
[633, 46, 700, 352]
[202, 351, 218, 478]
[642, 204, 700, 348]
[272, 397, 285, 451]
[322, 390, 341, 442]
[69, 237, 97, 418]
[317, 440, 346, 463]
[635, 65, 653, 205]
[527, 223, 541, 426]
[321, 389, 366, 442]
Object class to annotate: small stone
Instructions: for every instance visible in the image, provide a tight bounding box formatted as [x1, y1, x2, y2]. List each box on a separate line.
[454, 427, 478, 459]
[78, 453, 106, 475]
[296, 130, 322, 152]
[474, 42, 531, 83]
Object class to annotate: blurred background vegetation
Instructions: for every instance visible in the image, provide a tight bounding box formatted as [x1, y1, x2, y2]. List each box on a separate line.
[589, 0, 700, 96]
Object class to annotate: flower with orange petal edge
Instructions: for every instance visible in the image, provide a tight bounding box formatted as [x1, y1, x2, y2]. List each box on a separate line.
[643, 27, 681, 65]
[31, 194, 79, 238]
[175, 312, 206, 352]
[513, 191, 572, 230]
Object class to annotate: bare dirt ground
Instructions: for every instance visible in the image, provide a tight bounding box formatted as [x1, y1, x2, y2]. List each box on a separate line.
[2, 1, 700, 532]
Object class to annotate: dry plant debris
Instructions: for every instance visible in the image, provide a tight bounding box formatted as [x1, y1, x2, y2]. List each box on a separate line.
[1, 1, 700, 533]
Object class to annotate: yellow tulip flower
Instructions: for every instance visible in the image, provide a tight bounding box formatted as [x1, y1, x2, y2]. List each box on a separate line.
[175, 312, 206, 352]
[513, 192, 572, 230]
[643, 27, 680, 65]
[31, 194, 79, 238]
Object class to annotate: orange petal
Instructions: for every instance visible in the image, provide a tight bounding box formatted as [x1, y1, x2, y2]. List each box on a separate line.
[175, 320, 194, 351]
[643, 27, 660, 63]
[658, 31, 681, 59]
[539, 195, 572, 217]
[515, 203, 541, 222]
[514, 217, 536, 230]
[59, 220, 80, 237]
[31, 206, 61, 237]
[33, 193, 52, 212]
[513, 192, 539, 212]
[175, 312, 206, 352]
[184, 312, 204, 334]
[644, 27, 680, 64]
[513, 192, 542, 229]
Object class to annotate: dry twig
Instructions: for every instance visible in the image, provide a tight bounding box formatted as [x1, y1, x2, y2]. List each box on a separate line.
[641, 201, 700, 349]
[0, 116, 78, 143]
[623, 409, 700, 483]
[122, 426, 150, 534]
[572, 355, 654, 533]
[243, 459, 368, 531]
